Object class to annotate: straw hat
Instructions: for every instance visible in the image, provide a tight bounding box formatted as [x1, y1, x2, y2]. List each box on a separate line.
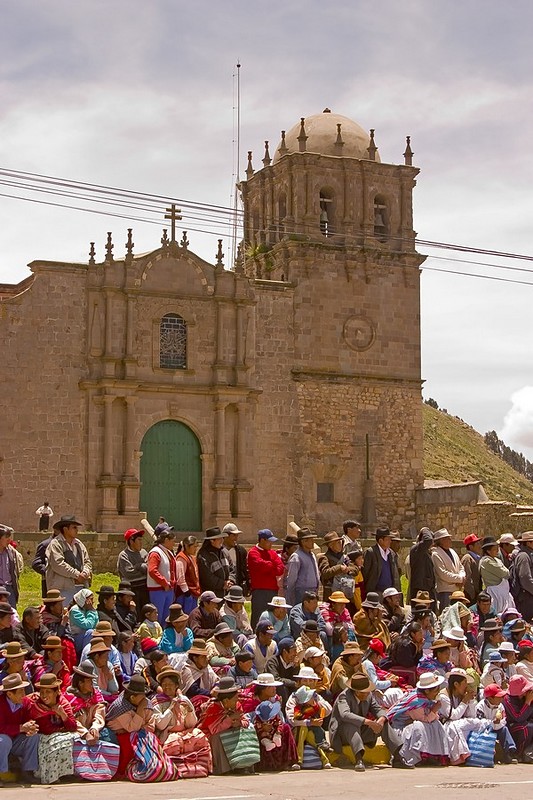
[411, 591, 434, 606]
[430, 638, 450, 652]
[267, 596, 292, 610]
[328, 591, 350, 604]
[450, 590, 469, 603]
[295, 665, 319, 681]
[341, 642, 363, 657]
[442, 626, 467, 642]
[416, 672, 445, 690]
[254, 672, 283, 687]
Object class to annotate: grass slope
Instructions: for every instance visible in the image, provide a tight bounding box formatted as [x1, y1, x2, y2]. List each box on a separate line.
[423, 404, 533, 504]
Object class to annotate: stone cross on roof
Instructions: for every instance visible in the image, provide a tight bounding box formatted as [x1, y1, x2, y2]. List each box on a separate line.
[164, 203, 182, 243]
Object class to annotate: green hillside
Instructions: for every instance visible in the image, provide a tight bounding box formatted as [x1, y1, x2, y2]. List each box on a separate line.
[423, 404, 533, 504]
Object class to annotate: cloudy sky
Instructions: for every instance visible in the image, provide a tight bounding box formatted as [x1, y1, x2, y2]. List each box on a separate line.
[2, 1, 533, 457]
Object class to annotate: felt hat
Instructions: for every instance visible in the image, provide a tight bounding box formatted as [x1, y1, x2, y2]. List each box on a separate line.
[350, 673, 375, 693]
[281, 534, 299, 547]
[433, 528, 452, 542]
[157, 667, 181, 684]
[484, 683, 507, 698]
[411, 591, 434, 605]
[43, 635, 63, 651]
[498, 533, 518, 546]
[199, 590, 223, 604]
[294, 685, 315, 704]
[124, 528, 144, 542]
[482, 537, 499, 550]
[267, 595, 292, 609]
[509, 674, 533, 696]
[323, 531, 343, 545]
[254, 672, 284, 687]
[295, 665, 319, 681]
[480, 619, 503, 633]
[89, 640, 111, 656]
[341, 642, 363, 657]
[1, 641, 28, 659]
[450, 590, 469, 603]
[0, 602, 13, 616]
[328, 591, 350, 604]
[521, 531, 533, 542]
[416, 672, 445, 690]
[127, 675, 149, 695]
[73, 659, 97, 680]
[510, 619, 527, 632]
[98, 585, 116, 598]
[93, 621, 116, 638]
[34, 672, 62, 690]
[0, 673, 30, 692]
[430, 638, 451, 652]
[166, 604, 189, 625]
[222, 523, 243, 535]
[464, 533, 482, 546]
[224, 585, 245, 603]
[53, 515, 83, 531]
[188, 638, 209, 656]
[213, 622, 233, 637]
[204, 526, 223, 541]
[488, 651, 506, 663]
[42, 588, 66, 604]
[297, 527, 316, 541]
[213, 676, 239, 695]
[443, 626, 467, 642]
[0, 586, 8, 597]
[302, 620, 319, 632]
[117, 581, 135, 597]
[362, 592, 383, 610]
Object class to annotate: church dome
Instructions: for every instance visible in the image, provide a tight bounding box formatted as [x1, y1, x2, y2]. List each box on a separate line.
[273, 109, 380, 163]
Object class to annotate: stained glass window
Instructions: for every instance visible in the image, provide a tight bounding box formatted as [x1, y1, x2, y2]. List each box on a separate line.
[160, 313, 187, 369]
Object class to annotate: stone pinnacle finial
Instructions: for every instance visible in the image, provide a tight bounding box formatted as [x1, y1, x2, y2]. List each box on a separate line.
[215, 239, 224, 268]
[246, 151, 254, 179]
[88, 242, 96, 265]
[404, 136, 413, 166]
[298, 117, 308, 152]
[278, 130, 288, 156]
[180, 230, 189, 252]
[334, 123, 344, 155]
[125, 228, 134, 264]
[262, 140, 271, 167]
[161, 228, 170, 251]
[105, 232, 114, 263]
[234, 240, 244, 275]
[367, 129, 378, 161]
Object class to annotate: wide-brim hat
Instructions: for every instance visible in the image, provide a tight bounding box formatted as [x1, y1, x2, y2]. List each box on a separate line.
[53, 515, 83, 530]
[267, 596, 292, 609]
[480, 619, 503, 633]
[430, 638, 451, 652]
[350, 673, 375, 693]
[498, 533, 518, 546]
[341, 643, 363, 657]
[204, 526, 223, 540]
[188, 638, 209, 656]
[510, 619, 527, 632]
[213, 676, 239, 695]
[166, 604, 189, 625]
[509, 674, 533, 696]
[323, 531, 343, 545]
[42, 589, 66, 604]
[157, 667, 181, 684]
[382, 587, 402, 599]
[362, 592, 384, 610]
[127, 675, 149, 695]
[433, 528, 452, 542]
[224, 586, 245, 603]
[213, 622, 233, 637]
[521, 531, 533, 542]
[281, 534, 299, 547]
[43, 635, 63, 651]
[254, 672, 284, 687]
[89, 641, 111, 656]
[1, 641, 28, 659]
[93, 621, 116, 637]
[73, 659, 97, 680]
[297, 527, 316, 540]
[328, 591, 350, 604]
[488, 651, 506, 663]
[0, 673, 30, 692]
[295, 666, 319, 680]
[98, 585, 116, 598]
[482, 537, 499, 550]
[0, 602, 12, 617]
[450, 590, 469, 603]
[117, 581, 135, 597]
[35, 672, 62, 690]
[443, 626, 467, 642]
[417, 672, 445, 690]
[412, 591, 434, 605]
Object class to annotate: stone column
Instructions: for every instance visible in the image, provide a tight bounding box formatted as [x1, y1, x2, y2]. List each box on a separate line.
[215, 402, 227, 481]
[123, 396, 137, 478]
[234, 400, 253, 519]
[102, 396, 114, 476]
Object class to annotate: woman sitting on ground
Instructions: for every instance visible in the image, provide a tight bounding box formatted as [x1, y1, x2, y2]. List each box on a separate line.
[68, 589, 98, 657]
[117, 631, 138, 682]
[362, 638, 405, 708]
[206, 622, 240, 674]
[221, 585, 254, 646]
[152, 667, 212, 778]
[319, 591, 356, 640]
[503, 674, 533, 761]
[29, 672, 78, 785]
[159, 604, 194, 657]
[35, 635, 71, 691]
[40, 589, 77, 671]
[198, 676, 261, 775]
[0, 641, 35, 693]
[106, 674, 177, 782]
[87, 639, 120, 703]
[66, 659, 120, 781]
[438, 668, 490, 765]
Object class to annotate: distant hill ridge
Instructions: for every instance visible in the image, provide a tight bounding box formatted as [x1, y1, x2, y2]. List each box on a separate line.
[422, 403, 533, 505]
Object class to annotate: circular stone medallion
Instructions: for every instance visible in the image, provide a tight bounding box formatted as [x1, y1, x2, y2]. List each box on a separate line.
[343, 315, 376, 351]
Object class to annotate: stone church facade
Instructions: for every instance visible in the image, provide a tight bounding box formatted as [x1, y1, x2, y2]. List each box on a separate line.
[0, 110, 425, 538]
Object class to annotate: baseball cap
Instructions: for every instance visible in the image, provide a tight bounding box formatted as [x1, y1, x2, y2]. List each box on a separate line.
[484, 683, 507, 699]
[464, 534, 482, 546]
[258, 529, 277, 542]
[199, 590, 223, 604]
[124, 528, 144, 542]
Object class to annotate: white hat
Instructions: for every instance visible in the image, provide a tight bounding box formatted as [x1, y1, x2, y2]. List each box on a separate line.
[433, 528, 452, 541]
[304, 646, 324, 660]
[448, 667, 468, 678]
[222, 523, 243, 535]
[267, 596, 292, 610]
[254, 672, 283, 687]
[295, 665, 320, 681]
[498, 533, 518, 546]
[499, 642, 517, 654]
[416, 672, 445, 690]
[443, 626, 466, 642]
[382, 587, 402, 599]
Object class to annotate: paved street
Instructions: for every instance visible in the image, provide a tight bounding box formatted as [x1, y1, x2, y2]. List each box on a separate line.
[2, 765, 533, 800]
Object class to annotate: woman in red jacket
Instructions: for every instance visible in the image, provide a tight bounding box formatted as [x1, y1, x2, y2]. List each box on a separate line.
[30, 672, 77, 784]
[247, 531, 285, 628]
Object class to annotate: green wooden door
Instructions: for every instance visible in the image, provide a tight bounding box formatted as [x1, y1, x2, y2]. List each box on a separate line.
[139, 420, 202, 531]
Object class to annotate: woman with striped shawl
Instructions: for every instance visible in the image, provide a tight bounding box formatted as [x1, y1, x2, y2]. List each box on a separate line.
[386, 672, 449, 766]
[106, 674, 178, 782]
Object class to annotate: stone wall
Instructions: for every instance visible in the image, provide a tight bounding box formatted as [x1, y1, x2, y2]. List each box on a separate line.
[13, 531, 125, 574]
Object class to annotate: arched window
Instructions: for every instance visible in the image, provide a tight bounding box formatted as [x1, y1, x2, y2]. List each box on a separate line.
[319, 189, 334, 237]
[373, 195, 388, 241]
[159, 313, 187, 369]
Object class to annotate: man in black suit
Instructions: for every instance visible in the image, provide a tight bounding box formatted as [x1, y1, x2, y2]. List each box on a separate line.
[223, 523, 250, 595]
[363, 527, 401, 596]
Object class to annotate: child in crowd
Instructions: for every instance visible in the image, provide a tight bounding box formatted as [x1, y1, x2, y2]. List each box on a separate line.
[480, 650, 507, 688]
[476, 683, 518, 763]
[137, 604, 163, 642]
[286, 685, 332, 769]
[117, 631, 138, 682]
[330, 624, 349, 663]
[500, 642, 518, 679]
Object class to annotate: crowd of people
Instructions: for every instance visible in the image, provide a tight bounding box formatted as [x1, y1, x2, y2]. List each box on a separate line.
[2, 516, 533, 784]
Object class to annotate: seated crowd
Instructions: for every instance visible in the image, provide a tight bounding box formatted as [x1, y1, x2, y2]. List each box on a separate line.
[1, 517, 533, 784]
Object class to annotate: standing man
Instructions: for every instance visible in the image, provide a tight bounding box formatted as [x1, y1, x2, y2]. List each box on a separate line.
[32, 527, 59, 596]
[35, 502, 53, 532]
[499, 533, 518, 570]
[430, 528, 465, 610]
[285, 528, 320, 606]
[222, 523, 250, 594]
[407, 529, 436, 604]
[117, 528, 149, 611]
[45, 516, 92, 605]
[363, 528, 401, 596]
[343, 520, 362, 554]
[511, 531, 533, 622]
[0, 525, 22, 608]
[318, 531, 352, 603]
[247, 529, 284, 628]
[147, 524, 177, 623]
[197, 527, 233, 596]
[461, 534, 483, 604]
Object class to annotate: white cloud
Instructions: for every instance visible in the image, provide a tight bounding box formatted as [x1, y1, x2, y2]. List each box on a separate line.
[500, 387, 533, 458]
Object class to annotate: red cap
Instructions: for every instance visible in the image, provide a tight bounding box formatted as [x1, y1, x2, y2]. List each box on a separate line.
[124, 528, 144, 542]
[484, 683, 507, 698]
[464, 534, 481, 546]
[368, 638, 386, 656]
[140, 637, 159, 655]
[518, 639, 533, 650]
